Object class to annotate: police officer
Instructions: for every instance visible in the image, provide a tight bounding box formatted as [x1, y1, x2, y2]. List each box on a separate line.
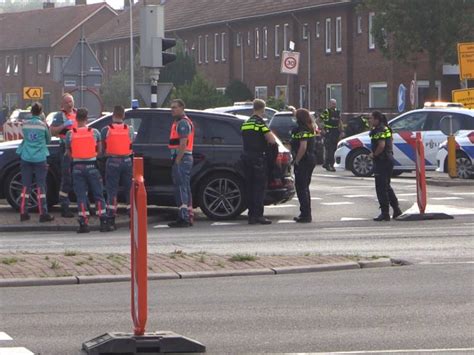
[241, 99, 277, 225]
[368, 111, 402, 221]
[50, 93, 77, 218]
[168, 99, 194, 228]
[65, 108, 108, 233]
[318, 99, 343, 171]
[101, 106, 133, 231]
[290, 108, 317, 223]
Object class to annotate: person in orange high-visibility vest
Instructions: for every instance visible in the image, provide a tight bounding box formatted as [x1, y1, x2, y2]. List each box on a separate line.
[101, 105, 134, 231]
[168, 99, 194, 228]
[65, 108, 108, 233]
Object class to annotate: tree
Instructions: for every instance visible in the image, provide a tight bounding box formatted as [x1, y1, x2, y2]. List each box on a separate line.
[159, 41, 196, 87]
[361, 0, 474, 99]
[172, 73, 232, 110]
[266, 96, 286, 111]
[225, 80, 254, 102]
[100, 71, 130, 111]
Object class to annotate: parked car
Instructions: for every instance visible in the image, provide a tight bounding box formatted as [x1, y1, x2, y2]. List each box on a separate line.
[268, 111, 324, 164]
[0, 108, 295, 220]
[334, 103, 474, 176]
[205, 103, 277, 121]
[9, 109, 32, 122]
[436, 130, 474, 179]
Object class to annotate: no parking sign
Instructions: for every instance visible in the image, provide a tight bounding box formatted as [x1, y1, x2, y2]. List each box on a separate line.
[280, 51, 300, 75]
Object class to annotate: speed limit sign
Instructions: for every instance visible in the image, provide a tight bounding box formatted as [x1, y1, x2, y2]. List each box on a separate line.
[280, 51, 300, 75]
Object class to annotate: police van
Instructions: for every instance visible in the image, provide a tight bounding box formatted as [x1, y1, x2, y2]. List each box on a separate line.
[334, 102, 474, 176]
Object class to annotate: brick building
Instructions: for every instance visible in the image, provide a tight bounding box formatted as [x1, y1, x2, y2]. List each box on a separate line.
[0, 1, 117, 113]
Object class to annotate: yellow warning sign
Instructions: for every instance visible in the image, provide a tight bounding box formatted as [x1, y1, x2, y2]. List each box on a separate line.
[452, 88, 474, 109]
[457, 42, 474, 80]
[23, 87, 43, 100]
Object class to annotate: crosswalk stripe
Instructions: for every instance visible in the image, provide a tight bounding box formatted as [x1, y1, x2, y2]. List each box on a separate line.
[340, 217, 369, 221]
[0, 348, 34, 355]
[431, 197, 463, 200]
[0, 333, 12, 341]
[321, 202, 354, 205]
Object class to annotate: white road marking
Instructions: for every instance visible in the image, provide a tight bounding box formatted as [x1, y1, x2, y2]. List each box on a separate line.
[321, 202, 354, 206]
[0, 348, 34, 355]
[420, 261, 474, 265]
[153, 225, 170, 229]
[430, 197, 463, 200]
[266, 204, 297, 208]
[450, 192, 474, 195]
[398, 193, 417, 196]
[211, 222, 240, 226]
[344, 194, 373, 198]
[340, 217, 370, 221]
[404, 203, 474, 216]
[277, 220, 296, 224]
[293, 197, 322, 201]
[308, 348, 474, 354]
[0, 333, 12, 341]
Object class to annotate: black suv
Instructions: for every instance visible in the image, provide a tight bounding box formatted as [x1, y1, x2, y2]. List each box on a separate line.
[0, 108, 295, 220]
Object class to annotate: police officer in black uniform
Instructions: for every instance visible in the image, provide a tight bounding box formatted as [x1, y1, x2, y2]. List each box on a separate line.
[290, 108, 317, 223]
[369, 111, 402, 221]
[241, 99, 277, 225]
[318, 99, 343, 171]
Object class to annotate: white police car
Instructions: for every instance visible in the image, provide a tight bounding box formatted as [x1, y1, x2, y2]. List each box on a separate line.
[334, 102, 474, 176]
[436, 130, 474, 179]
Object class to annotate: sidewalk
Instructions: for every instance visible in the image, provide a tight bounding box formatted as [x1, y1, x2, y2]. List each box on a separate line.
[425, 174, 473, 187]
[0, 251, 394, 287]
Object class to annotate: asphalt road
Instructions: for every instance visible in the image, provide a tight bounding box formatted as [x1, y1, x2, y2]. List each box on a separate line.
[1, 263, 473, 354]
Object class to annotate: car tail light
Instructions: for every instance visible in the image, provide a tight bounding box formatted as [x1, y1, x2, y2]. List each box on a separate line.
[268, 178, 283, 188]
[276, 152, 292, 166]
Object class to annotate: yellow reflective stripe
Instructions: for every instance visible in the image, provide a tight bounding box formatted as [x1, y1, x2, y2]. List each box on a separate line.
[291, 132, 316, 139]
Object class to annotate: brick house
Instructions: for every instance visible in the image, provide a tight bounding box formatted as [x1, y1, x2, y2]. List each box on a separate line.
[0, 1, 117, 114]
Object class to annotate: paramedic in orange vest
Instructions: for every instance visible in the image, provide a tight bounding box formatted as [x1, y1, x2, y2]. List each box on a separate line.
[65, 108, 108, 233]
[50, 93, 78, 218]
[101, 105, 134, 231]
[168, 99, 194, 228]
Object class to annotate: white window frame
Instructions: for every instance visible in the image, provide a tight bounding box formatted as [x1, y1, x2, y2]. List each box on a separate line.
[299, 85, 307, 108]
[184, 40, 188, 55]
[416, 80, 442, 102]
[326, 83, 343, 109]
[262, 27, 268, 59]
[204, 35, 209, 63]
[214, 33, 219, 62]
[325, 18, 332, 53]
[369, 12, 375, 49]
[369, 82, 387, 108]
[302, 23, 308, 40]
[335, 17, 342, 52]
[37, 54, 43, 74]
[255, 27, 260, 59]
[255, 86, 268, 100]
[45, 55, 51, 74]
[13, 55, 18, 75]
[357, 16, 362, 34]
[274, 25, 280, 57]
[198, 36, 203, 64]
[216, 87, 226, 95]
[236, 32, 241, 47]
[275, 85, 288, 103]
[113, 47, 117, 71]
[247, 31, 251, 46]
[5, 56, 11, 75]
[118, 46, 122, 71]
[283, 23, 289, 51]
[315, 21, 320, 38]
[221, 32, 226, 61]
[28, 55, 33, 65]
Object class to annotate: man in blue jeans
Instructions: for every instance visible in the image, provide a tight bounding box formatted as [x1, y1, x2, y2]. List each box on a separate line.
[168, 99, 194, 228]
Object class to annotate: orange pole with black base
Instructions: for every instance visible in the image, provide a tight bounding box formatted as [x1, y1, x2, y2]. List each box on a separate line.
[447, 135, 457, 178]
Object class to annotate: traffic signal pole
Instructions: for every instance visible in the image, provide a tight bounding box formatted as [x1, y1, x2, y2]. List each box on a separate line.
[150, 69, 160, 108]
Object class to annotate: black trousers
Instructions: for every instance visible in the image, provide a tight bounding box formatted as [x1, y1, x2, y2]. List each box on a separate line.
[374, 158, 399, 214]
[295, 157, 316, 218]
[323, 129, 339, 167]
[242, 153, 267, 220]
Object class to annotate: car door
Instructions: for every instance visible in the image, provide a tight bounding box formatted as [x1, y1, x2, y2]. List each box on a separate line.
[389, 111, 428, 169]
[421, 111, 449, 168]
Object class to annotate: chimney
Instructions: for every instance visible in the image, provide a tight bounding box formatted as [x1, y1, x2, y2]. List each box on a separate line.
[43, 1, 55, 9]
[75, 0, 87, 5]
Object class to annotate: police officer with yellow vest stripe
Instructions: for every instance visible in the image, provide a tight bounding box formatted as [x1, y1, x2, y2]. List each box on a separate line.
[318, 99, 343, 171]
[101, 105, 134, 231]
[290, 109, 317, 223]
[241, 99, 277, 225]
[368, 111, 402, 221]
[65, 108, 108, 233]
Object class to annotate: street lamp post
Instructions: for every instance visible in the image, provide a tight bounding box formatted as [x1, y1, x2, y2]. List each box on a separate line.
[129, 0, 134, 104]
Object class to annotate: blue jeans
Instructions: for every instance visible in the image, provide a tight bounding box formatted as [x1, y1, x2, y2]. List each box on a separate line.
[20, 160, 48, 215]
[59, 145, 72, 209]
[72, 162, 106, 223]
[105, 156, 132, 218]
[171, 154, 193, 222]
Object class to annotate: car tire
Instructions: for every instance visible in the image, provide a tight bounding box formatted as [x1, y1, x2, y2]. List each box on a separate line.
[456, 151, 473, 179]
[198, 172, 246, 220]
[348, 148, 374, 177]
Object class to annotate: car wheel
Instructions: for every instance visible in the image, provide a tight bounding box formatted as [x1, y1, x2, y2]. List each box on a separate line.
[349, 149, 373, 177]
[198, 172, 246, 220]
[456, 152, 473, 179]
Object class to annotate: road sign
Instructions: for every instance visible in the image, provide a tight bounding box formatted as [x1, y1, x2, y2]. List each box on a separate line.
[280, 51, 300, 75]
[397, 84, 406, 112]
[457, 42, 474, 80]
[23, 87, 43, 100]
[409, 80, 416, 107]
[452, 88, 474, 108]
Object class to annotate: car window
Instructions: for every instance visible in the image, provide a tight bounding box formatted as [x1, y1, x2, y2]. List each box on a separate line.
[186, 114, 207, 145]
[454, 113, 474, 130]
[269, 115, 296, 129]
[424, 112, 446, 131]
[206, 118, 241, 145]
[390, 112, 428, 132]
[265, 108, 276, 119]
[124, 117, 144, 143]
[148, 113, 173, 144]
[232, 108, 253, 116]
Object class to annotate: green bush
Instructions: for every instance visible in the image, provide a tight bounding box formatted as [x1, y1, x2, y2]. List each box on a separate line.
[225, 80, 253, 102]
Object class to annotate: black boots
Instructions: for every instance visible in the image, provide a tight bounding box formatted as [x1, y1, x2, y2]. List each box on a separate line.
[77, 220, 90, 233]
[248, 217, 272, 225]
[373, 213, 391, 221]
[392, 206, 403, 219]
[61, 207, 74, 218]
[20, 213, 30, 222]
[99, 217, 112, 232]
[39, 214, 55, 223]
[293, 216, 312, 223]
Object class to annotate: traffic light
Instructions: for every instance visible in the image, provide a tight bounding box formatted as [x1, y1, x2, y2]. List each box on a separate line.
[160, 37, 177, 67]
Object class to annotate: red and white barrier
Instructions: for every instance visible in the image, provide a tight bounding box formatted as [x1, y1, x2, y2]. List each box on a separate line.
[415, 132, 427, 214]
[2, 122, 23, 141]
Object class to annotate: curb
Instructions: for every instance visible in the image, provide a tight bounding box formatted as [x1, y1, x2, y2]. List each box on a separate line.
[426, 178, 473, 187]
[0, 260, 395, 288]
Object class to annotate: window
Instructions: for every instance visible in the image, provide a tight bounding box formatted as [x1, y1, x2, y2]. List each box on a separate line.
[325, 18, 332, 53]
[113, 47, 117, 71]
[390, 112, 428, 132]
[299, 85, 307, 108]
[357, 16, 362, 34]
[262, 27, 268, 58]
[221, 32, 226, 61]
[336, 17, 342, 52]
[204, 35, 209, 63]
[283, 23, 289, 51]
[274, 25, 280, 57]
[326, 84, 342, 109]
[315, 21, 320, 38]
[302, 23, 308, 40]
[28, 56, 33, 65]
[369, 12, 375, 49]
[123, 117, 144, 143]
[416, 80, 441, 106]
[255, 86, 268, 100]
[13, 55, 18, 75]
[255, 28, 260, 59]
[208, 119, 241, 145]
[198, 36, 202, 64]
[118, 46, 122, 71]
[45, 55, 51, 74]
[369, 82, 388, 108]
[216, 87, 226, 95]
[247, 31, 251, 46]
[275, 85, 288, 103]
[184, 40, 189, 55]
[5, 56, 11, 75]
[214, 33, 219, 62]
[236, 32, 241, 47]
[6, 93, 19, 110]
[37, 54, 44, 74]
